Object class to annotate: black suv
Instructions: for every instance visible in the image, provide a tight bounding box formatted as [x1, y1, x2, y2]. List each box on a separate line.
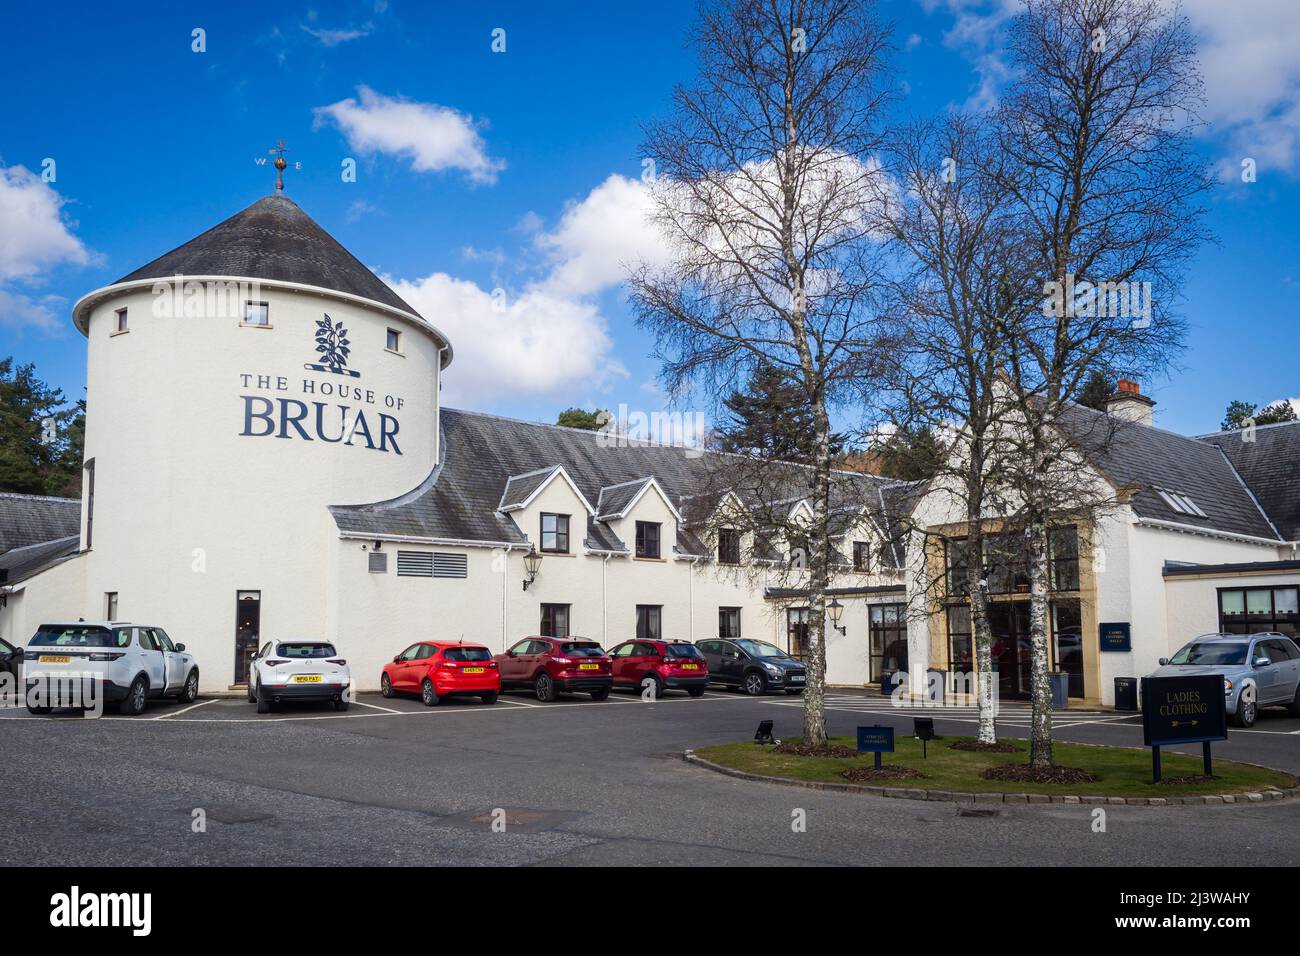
[695, 638, 805, 695]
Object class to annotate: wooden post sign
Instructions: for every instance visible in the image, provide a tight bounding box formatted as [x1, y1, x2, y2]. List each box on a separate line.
[856, 725, 895, 770]
[1141, 675, 1228, 783]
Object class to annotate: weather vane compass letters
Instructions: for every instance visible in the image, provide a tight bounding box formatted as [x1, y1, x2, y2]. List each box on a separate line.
[256, 138, 301, 191]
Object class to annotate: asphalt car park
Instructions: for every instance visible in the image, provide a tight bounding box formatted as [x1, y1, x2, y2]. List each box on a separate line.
[3, 685, 1299, 867]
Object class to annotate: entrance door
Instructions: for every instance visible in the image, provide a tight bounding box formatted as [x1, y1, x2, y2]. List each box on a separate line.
[988, 602, 1033, 700]
[234, 591, 261, 684]
[868, 604, 908, 683]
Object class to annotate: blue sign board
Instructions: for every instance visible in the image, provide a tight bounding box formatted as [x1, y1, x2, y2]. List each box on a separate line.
[1099, 622, 1131, 652]
[856, 725, 895, 754]
[1142, 675, 1228, 747]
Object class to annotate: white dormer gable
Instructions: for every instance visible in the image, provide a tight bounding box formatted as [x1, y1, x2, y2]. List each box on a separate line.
[497, 465, 596, 516]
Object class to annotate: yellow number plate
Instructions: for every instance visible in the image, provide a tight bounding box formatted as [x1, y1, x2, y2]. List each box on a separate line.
[293, 674, 323, 683]
[579, 663, 600, 670]
[462, 667, 485, 674]
[679, 664, 700, 670]
[40, 655, 71, 664]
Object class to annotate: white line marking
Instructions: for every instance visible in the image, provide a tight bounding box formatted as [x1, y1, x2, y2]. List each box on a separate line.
[152, 699, 219, 720]
[350, 699, 404, 714]
[498, 697, 544, 708]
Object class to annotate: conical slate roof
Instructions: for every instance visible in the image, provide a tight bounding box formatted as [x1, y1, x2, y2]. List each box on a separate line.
[115, 194, 420, 317]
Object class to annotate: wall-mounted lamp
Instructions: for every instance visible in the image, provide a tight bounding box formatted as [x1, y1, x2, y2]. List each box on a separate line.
[373, 540, 383, 551]
[522, 547, 543, 591]
[827, 598, 846, 634]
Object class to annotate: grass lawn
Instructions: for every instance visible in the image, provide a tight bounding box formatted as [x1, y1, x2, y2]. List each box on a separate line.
[694, 736, 1298, 796]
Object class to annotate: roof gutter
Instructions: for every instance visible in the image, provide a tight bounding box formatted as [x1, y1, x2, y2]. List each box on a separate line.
[1132, 517, 1296, 549]
[337, 531, 520, 550]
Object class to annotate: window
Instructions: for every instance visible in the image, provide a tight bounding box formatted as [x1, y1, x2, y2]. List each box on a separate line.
[540, 604, 570, 638]
[718, 607, 741, 639]
[1048, 526, 1080, 591]
[540, 513, 570, 553]
[444, 646, 493, 662]
[635, 521, 661, 559]
[276, 643, 339, 658]
[946, 604, 972, 675]
[243, 301, 270, 327]
[853, 541, 870, 572]
[786, 608, 809, 658]
[1052, 599, 1084, 698]
[945, 539, 969, 596]
[717, 528, 740, 565]
[113, 308, 128, 334]
[1219, 586, 1299, 637]
[636, 605, 662, 641]
[1156, 488, 1208, 518]
[105, 592, 118, 620]
[869, 604, 908, 681]
[386, 328, 402, 352]
[368, 551, 388, 573]
[396, 551, 434, 577]
[397, 644, 422, 661]
[985, 534, 1031, 594]
[153, 629, 176, 652]
[83, 459, 95, 549]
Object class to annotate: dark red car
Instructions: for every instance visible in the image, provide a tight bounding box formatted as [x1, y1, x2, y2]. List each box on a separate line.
[381, 640, 500, 706]
[608, 640, 708, 698]
[495, 637, 612, 702]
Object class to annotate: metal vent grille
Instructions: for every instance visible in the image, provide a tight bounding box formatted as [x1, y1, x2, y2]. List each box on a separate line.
[396, 551, 434, 577]
[368, 551, 388, 574]
[433, 553, 468, 579]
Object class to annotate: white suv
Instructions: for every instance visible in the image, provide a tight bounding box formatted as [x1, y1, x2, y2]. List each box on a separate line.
[24, 622, 199, 716]
[248, 639, 351, 713]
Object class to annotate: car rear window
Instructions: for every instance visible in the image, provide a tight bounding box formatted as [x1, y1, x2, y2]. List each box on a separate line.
[561, 643, 606, 657]
[1168, 642, 1247, 666]
[30, 626, 121, 648]
[665, 644, 704, 659]
[276, 643, 338, 658]
[443, 646, 493, 662]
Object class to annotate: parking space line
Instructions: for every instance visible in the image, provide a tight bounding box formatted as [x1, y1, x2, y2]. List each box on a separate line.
[498, 697, 544, 708]
[350, 699, 404, 715]
[151, 698, 219, 720]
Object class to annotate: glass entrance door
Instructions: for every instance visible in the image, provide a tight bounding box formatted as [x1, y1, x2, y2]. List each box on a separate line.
[234, 591, 261, 684]
[868, 604, 908, 683]
[988, 601, 1033, 700]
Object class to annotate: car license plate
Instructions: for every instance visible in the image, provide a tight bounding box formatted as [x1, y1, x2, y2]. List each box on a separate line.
[462, 667, 485, 674]
[293, 675, 323, 683]
[680, 664, 700, 670]
[39, 655, 71, 664]
[579, 663, 600, 671]
[791, 675, 805, 682]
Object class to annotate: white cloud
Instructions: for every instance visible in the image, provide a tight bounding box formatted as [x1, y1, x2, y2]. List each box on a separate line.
[301, 22, 372, 46]
[0, 289, 61, 332]
[314, 86, 504, 185]
[0, 165, 91, 332]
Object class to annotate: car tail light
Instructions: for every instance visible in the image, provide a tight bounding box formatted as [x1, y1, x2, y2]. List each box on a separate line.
[486, 660, 498, 668]
[88, 652, 125, 662]
[267, 659, 289, 667]
[551, 657, 571, 665]
[440, 661, 459, 670]
[328, 659, 347, 665]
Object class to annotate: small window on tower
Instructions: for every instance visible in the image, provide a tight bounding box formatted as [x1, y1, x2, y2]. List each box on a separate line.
[113, 308, 128, 334]
[243, 301, 270, 327]
[386, 328, 402, 353]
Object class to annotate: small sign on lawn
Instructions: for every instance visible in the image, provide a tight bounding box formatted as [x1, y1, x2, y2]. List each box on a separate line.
[856, 724, 895, 770]
[1141, 674, 1228, 782]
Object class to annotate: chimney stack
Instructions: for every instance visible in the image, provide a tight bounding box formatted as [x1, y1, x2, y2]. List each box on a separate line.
[1105, 378, 1155, 426]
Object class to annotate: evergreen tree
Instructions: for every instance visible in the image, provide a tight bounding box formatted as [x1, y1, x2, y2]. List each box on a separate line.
[872, 425, 944, 481]
[1221, 399, 1297, 431]
[1076, 370, 1111, 411]
[556, 407, 610, 431]
[716, 363, 845, 463]
[0, 358, 83, 495]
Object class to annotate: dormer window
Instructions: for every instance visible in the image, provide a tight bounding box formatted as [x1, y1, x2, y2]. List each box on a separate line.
[540, 513, 570, 553]
[718, 528, 740, 565]
[113, 308, 128, 334]
[635, 521, 661, 559]
[853, 541, 870, 572]
[243, 301, 270, 327]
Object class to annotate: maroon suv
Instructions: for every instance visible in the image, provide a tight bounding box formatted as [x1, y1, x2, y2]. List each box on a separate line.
[495, 637, 612, 702]
[608, 640, 709, 698]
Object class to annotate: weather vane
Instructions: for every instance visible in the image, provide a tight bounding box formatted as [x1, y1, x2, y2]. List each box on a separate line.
[269, 139, 289, 191]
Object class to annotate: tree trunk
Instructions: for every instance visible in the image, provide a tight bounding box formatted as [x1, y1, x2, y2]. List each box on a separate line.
[802, 400, 833, 747]
[1026, 515, 1054, 768]
[965, 525, 997, 745]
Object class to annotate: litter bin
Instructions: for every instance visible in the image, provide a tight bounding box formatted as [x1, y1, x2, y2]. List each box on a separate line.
[880, 671, 898, 697]
[1047, 671, 1069, 710]
[1114, 676, 1138, 711]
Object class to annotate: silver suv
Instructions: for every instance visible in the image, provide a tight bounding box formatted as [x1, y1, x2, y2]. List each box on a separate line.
[1147, 632, 1300, 727]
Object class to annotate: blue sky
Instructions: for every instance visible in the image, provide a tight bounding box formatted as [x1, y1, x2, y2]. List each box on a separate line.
[1, 0, 1297, 439]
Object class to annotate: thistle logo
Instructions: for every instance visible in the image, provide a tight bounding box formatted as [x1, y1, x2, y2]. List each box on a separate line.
[305, 315, 360, 378]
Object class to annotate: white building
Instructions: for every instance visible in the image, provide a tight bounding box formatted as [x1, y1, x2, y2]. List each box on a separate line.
[1, 192, 1296, 702]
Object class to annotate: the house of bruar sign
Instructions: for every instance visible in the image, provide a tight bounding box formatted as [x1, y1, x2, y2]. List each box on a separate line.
[238, 316, 406, 454]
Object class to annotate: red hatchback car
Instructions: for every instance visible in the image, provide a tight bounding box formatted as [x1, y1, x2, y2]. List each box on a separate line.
[381, 641, 500, 706]
[495, 637, 612, 702]
[608, 640, 709, 698]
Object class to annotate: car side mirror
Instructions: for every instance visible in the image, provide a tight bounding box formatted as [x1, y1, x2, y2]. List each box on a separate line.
[175, 643, 186, 652]
[393, 655, 401, 663]
[1157, 657, 1168, 666]
[1254, 656, 1271, 668]
[506, 651, 516, 658]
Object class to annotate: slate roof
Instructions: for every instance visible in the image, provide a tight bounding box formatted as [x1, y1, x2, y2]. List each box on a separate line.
[0, 494, 81, 554]
[0, 536, 80, 587]
[114, 194, 422, 318]
[330, 408, 903, 555]
[1055, 403, 1282, 540]
[595, 479, 654, 519]
[1198, 421, 1300, 541]
[498, 467, 567, 512]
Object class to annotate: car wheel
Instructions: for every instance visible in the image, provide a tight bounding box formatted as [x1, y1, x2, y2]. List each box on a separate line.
[1288, 684, 1300, 718]
[639, 674, 663, 700]
[743, 671, 768, 696]
[255, 680, 272, 714]
[590, 688, 610, 701]
[534, 672, 557, 703]
[421, 678, 440, 707]
[1232, 686, 1257, 728]
[333, 696, 350, 712]
[785, 688, 803, 695]
[687, 686, 705, 698]
[246, 680, 256, 703]
[380, 674, 393, 698]
[119, 676, 148, 716]
[480, 692, 498, 705]
[177, 670, 199, 704]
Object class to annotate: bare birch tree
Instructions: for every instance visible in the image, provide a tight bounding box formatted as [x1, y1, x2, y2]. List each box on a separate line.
[629, 0, 893, 744]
